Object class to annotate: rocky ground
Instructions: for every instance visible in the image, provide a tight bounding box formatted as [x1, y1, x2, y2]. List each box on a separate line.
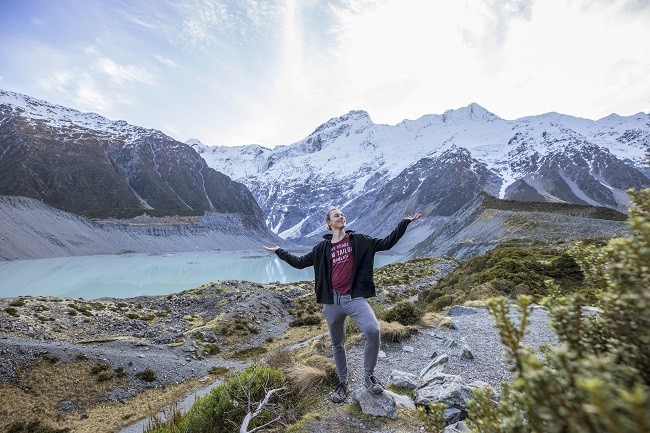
[0, 280, 309, 395]
[0, 257, 561, 432]
[346, 305, 557, 392]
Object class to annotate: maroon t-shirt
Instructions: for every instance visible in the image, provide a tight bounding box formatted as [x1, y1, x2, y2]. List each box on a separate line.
[331, 234, 354, 294]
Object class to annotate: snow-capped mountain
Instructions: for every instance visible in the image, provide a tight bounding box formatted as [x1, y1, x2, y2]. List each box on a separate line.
[0, 90, 264, 225]
[191, 104, 649, 242]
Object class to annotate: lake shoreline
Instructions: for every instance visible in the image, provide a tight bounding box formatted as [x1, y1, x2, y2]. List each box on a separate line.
[0, 250, 399, 299]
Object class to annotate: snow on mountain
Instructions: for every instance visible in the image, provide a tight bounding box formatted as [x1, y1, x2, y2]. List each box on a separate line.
[4, 88, 646, 247]
[0, 89, 168, 145]
[0, 89, 267, 222]
[192, 104, 649, 241]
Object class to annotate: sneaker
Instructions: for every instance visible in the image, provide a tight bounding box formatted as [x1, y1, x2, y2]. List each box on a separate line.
[364, 375, 384, 395]
[330, 382, 349, 403]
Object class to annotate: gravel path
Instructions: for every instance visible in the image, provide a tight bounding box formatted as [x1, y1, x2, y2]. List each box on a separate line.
[346, 305, 558, 391]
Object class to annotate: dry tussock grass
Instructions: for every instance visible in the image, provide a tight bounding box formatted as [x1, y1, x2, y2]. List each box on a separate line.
[463, 299, 488, 308]
[303, 333, 333, 358]
[379, 320, 418, 342]
[286, 364, 328, 396]
[0, 357, 206, 433]
[466, 282, 500, 301]
[265, 348, 295, 371]
[421, 312, 455, 329]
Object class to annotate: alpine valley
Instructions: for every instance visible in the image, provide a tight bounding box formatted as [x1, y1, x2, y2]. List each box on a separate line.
[1, 89, 648, 260]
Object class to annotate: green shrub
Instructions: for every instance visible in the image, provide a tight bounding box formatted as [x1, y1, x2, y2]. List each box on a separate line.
[383, 301, 423, 326]
[289, 314, 321, 327]
[232, 346, 267, 360]
[5, 307, 19, 317]
[96, 370, 113, 382]
[466, 188, 650, 433]
[203, 343, 221, 356]
[7, 420, 68, 433]
[419, 243, 584, 310]
[136, 368, 156, 382]
[145, 365, 287, 433]
[90, 363, 111, 375]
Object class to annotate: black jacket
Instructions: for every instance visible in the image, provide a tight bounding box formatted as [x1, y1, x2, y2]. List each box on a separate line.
[274, 218, 412, 304]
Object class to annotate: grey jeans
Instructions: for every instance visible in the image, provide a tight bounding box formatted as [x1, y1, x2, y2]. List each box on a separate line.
[322, 293, 381, 384]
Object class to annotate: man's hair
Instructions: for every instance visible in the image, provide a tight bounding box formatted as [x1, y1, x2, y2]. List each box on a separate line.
[325, 208, 339, 231]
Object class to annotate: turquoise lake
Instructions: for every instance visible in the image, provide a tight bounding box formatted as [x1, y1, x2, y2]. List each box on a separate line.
[0, 250, 399, 300]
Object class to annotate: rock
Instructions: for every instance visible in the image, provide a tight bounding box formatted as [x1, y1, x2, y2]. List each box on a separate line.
[378, 350, 387, 359]
[385, 390, 416, 410]
[444, 407, 464, 424]
[388, 370, 419, 390]
[351, 388, 398, 420]
[444, 421, 470, 432]
[443, 338, 458, 348]
[420, 354, 449, 380]
[57, 400, 78, 413]
[402, 345, 414, 353]
[467, 380, 490, 389]
[448, 306, 479, 316]
[414, 373, 474, 410]
[582, 306, 602, 314]
[461, 345, 474, 360]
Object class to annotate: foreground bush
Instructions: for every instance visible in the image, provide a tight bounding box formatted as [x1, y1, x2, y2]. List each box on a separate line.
[466, 188, 650, 433]
[146, 365, 288, 433]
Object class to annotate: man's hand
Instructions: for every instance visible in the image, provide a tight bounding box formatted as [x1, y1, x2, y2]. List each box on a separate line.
[406, 213, 421, 222]
[263, 246, 280, 252]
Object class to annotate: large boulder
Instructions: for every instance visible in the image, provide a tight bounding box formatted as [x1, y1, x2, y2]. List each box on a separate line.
[351, 388, 398, 420]
[388, 370, 420, 390]
[415, 373, 475, 424]
[420, 353, 450, 381]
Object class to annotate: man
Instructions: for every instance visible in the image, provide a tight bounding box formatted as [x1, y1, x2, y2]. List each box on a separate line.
[264, 208, 421, 403]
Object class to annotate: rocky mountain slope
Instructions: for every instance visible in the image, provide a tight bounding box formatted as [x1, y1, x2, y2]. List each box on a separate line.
[0, 90, 263, 222]
[0, 196, 281, 261]
[191, 105, 649, 244]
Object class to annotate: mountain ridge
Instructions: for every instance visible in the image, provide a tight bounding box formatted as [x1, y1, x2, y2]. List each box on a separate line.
[0, 89, 266, 223]
[1, 89, 646, 261]
[191, 103, 648, 244]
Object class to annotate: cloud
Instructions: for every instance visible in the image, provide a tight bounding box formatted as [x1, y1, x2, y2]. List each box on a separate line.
[166, 0, 283, 49]
[577, 0, 650, 15]
[155, 55, 179, 68]
[93, 58, 155, 85]
[459, 0, 535, 52]
[73, 77, 112, 111]
[30, 16, 45, 26]
[125, 14, 157, 30]
[38, 71, 73, 95]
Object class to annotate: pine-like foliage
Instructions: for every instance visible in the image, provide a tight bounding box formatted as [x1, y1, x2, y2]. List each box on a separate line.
[466, 188, 650, 433]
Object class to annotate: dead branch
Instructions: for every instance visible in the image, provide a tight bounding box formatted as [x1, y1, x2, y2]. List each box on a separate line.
[239, 386, 287, 433]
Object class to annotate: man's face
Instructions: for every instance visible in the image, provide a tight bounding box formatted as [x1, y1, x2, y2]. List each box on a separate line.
[328, 209, 346, 229]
